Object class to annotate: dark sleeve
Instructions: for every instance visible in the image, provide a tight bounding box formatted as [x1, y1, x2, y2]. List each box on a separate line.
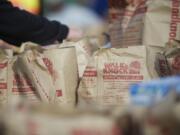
[0, 1, 69, 46]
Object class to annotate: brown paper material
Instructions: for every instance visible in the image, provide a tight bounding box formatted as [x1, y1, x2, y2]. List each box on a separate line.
[109, 0, 180, 48]
[78, 46, 152, 108]
[0, 59, 8, 107]
[2, 105, 120, 135]
[17, 50, 55, 104]
[43, 46, 78, 107]
[61, 39, 95, 78]
[154, 40, 180, 77]
[146, 46, 164, 78]
[7, 57, 41, 105]
[0, 49, 13, 107]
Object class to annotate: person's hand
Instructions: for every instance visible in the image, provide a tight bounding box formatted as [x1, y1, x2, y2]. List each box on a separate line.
[67, 27, 83, 40]
[0, 40, 13, 49]
[0, 40, 19, 52]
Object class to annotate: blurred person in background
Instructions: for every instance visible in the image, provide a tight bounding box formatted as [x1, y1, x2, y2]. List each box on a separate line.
[46, 0, 107, 36]
[87, 0, 108, 19]
[0, 0, 82, 47]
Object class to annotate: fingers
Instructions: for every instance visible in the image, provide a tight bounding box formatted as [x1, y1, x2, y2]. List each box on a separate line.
[0, 40, 20, 52]
[0, 40, 12, 49]
[67, 28, 83, 40]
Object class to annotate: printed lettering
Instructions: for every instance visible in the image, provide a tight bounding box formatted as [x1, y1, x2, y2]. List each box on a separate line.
[169, 0, 180, 42]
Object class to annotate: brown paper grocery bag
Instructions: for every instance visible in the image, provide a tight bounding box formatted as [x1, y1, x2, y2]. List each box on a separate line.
[17, 42, 79, 107]
[155, 40, 180, 77]
[43, 46, 78, 107]
[78, 46, 152, 108]
[61, 39, 97, 78]
[16, 50, 55, 104]
[109, 0, 180, 48]
[0, 49, 11, 107]
[2, 105, 120, 135]
[7, 56, 43, 105]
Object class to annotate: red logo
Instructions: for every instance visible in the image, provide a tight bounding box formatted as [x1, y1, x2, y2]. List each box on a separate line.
[130, 61, 141, 69]
[129, 61, 141, 74]
[42, 58, 54, 76]
[56, 90, 63, 97]
[0, 83, 7, 89]
[0, 62, 7, 69]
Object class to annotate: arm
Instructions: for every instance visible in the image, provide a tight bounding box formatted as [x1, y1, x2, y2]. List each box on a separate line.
[0, 1, 69, 46]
